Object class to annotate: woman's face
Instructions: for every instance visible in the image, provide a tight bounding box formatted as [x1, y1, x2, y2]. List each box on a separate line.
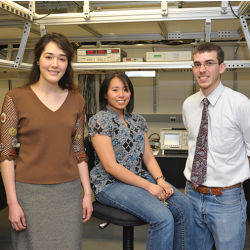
[105, 77, 131, 114]
[38, 41, 68, 85]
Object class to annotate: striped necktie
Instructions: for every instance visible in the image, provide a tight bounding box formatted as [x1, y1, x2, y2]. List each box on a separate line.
[191, 98, 210, 188]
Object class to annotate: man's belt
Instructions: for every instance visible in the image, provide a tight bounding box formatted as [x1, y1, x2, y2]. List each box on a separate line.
[191, 182, 242, 196]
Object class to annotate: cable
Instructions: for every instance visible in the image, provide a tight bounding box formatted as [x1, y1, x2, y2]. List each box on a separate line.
[34, 1, 60, 20]
[148, 133, 160, 150]
[229, 2, 239, 19]
[0, 51, 6, 57]
[148, 133, 160, 140]
[79, 74, 97, 122]
[72, 1, 82, 10]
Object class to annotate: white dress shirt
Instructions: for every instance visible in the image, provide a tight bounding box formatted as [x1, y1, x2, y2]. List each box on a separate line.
[183, 82, 250, 187]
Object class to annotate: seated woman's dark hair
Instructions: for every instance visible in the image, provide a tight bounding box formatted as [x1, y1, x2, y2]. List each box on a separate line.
[99, 72, 134, 114]
[27, 33, 75, 90]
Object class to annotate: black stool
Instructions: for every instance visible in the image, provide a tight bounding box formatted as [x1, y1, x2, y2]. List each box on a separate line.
[92, 201, 147, 250]
[84, 137, 147, 250]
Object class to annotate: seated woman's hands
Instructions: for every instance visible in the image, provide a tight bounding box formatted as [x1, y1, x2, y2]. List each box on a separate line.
[157, 179, 174, 199]
[146, 182, 168, 201]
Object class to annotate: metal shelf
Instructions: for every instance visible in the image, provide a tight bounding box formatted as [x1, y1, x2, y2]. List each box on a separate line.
[0, 1, 36, 21]
[0, 59, 31, 70]
[1, 1, 249, 68]
[225, 60, 250, 69]
[34, 6, 238, 25]
[1, 59, 250, 71]
[73, 61, 193, 70]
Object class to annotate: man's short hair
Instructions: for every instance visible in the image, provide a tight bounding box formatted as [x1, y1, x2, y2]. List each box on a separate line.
[193, 42, 224, 64]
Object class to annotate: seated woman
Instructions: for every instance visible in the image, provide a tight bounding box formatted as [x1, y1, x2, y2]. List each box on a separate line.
[88, 72, 195, 250]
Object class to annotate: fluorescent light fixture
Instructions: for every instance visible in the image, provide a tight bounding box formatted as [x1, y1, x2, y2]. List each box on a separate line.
[125, 70, 156, 77]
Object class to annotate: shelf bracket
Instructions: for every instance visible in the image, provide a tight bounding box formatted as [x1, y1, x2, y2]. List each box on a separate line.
[28, 1, 35, 18]
[83, 0, 90, 21]
[153, 71, 158, 113]
[158, 22, 168, 39]
[233, 46, 238, 91]
[205, 18, 211, 42]
[161, 1, 168, 16]
[6, 44, 13, 61]
[12, 1, 36, 68]
[239, 15, 250, 53]
[238, 1, 250, 16]
[17, 26, 40, 36]
[221, 1, 229, 14]
[0, 0, 34, 21]
[40, 25, 47, 36]
[13, 21, 31, 69]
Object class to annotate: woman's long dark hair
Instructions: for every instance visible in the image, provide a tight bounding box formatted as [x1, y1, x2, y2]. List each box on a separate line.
[27, 33, 75, 90]
[99, 72, 134, 114]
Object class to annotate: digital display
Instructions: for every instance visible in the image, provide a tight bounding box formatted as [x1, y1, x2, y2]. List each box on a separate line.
[111, 49, 119, 53]
[164, 134, 179, 147]
[97, 50, 107, 54]
[86, 50, 96, 55]
[77, 48, 123, 62]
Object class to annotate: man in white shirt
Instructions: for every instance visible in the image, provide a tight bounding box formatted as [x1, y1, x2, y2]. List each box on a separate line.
[183, 42, 250, 250]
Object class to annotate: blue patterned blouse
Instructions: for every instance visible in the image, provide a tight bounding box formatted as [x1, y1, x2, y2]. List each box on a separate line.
[88, 106, 150, 194]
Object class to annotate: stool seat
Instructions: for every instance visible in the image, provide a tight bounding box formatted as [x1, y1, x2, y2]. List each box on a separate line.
[92, 200, 147, 227]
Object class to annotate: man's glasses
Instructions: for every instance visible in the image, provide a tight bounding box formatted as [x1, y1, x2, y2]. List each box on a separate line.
[193, 61, 219, 69]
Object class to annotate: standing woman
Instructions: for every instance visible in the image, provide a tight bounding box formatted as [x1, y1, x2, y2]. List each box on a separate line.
[0, 33, 93, 250]
[88, 72, 195, 250]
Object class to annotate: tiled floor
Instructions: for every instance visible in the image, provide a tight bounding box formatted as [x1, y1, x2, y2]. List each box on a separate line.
[0, 207, 249, 250]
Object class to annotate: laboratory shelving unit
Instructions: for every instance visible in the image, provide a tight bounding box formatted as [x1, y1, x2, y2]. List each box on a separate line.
[0, 1, 249, 72]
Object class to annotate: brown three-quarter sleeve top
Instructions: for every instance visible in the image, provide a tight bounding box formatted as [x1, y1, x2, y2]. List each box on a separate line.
[0, 86, 88, 184]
